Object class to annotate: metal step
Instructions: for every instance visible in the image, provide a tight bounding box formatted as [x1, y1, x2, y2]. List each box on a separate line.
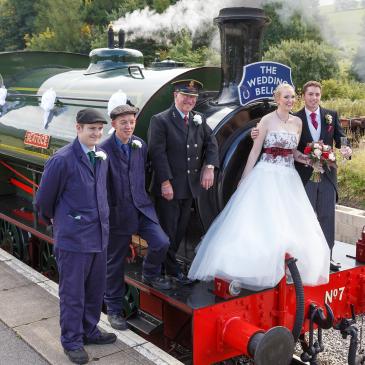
[127, 309, 163, 335]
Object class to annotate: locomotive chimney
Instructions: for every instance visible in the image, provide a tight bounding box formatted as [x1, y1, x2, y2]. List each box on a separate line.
[214, 7, 269, 105]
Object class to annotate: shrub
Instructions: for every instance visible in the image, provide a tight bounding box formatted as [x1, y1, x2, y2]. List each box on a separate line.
[321, 99, 365, 118]
[293, 98, 365, 118]
[263, 39, 339, 91]
[321, 79, 365, 101]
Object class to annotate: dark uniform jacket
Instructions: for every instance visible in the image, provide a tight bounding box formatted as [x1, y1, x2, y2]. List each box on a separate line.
[35, 138, 110, 252]
[100, 133, 159, 236]
[148, 105, 219, 199]
[294, 107, 346, 192]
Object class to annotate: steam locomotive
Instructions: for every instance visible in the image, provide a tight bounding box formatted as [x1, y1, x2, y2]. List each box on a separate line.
[1, 6, 365, 365]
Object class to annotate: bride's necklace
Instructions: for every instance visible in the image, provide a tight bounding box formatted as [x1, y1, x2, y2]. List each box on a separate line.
[276, 110, 290, 123]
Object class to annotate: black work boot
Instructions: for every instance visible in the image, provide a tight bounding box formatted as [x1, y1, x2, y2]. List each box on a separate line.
[64, 347, 89, 364]
[107, 314, 128, 331]
[142, 275, 171, 290]
[84, 332, 117, 345]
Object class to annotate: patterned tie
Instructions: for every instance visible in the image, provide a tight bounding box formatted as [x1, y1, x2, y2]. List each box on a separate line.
[310, 112, 318, 130]
[184, 114, 188, 126]
[87, 151, 96, 166]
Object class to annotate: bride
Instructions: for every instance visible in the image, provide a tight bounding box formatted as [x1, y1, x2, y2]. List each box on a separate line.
[188, 83, 330, 290]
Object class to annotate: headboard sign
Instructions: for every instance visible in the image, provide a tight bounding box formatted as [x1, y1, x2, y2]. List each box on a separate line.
[238, 61, 294, 106]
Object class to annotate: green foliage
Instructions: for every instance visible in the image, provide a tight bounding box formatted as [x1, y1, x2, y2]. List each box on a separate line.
[263, 39, 340, 91]
[0, 0, 36, 51]
[90, 27, 108, 50]
[337, 143, 365, 210]
[27, 0, 93, 53]
[262, 2, 323, 53]
[320, 99, 365, 118]
[321, 79, 365, 100]
[25, 0, 176, 56]
[153, 0, 171, 13]
[108, 0, 150, 19]
[293, 97, 365, 117]
[161, 30, 219, 67]
[128, 38, 167, 66]
[82, 0, 121, 25]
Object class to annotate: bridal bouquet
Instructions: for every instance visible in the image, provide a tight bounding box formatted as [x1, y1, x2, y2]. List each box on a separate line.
[304, 141, 336, 182]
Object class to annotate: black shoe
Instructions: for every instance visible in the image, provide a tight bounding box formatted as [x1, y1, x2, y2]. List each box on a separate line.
[84, 332, 117, 345]
[169, 272, 193, 285]
[330, 260, 341, 272]
[107, 314, 128, 331]
[142, 275, 171, 290]
[64, 347, 89, 364]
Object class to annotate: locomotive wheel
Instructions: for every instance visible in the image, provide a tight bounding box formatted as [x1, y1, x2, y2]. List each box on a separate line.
[39, 241, 58, 282]
[122, 283, 139, 318]
[0, 219, 25, 260]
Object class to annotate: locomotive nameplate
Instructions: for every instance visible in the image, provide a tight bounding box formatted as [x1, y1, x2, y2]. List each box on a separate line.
[24, 131, 51, 149]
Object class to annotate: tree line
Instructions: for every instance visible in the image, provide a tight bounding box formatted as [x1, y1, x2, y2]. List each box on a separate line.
[0, 0, 364, 92]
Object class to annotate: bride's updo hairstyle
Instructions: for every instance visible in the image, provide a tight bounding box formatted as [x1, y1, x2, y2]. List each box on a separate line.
[273, 83, 295, 102]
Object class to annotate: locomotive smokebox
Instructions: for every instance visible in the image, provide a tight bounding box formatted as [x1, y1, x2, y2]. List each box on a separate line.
[214, 7, 269, 105]
[195, 7, 273, 231]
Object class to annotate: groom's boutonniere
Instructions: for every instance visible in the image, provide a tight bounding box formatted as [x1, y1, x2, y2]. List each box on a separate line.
[193, 114, 202, 126]
[325, 114, 333, 133]
[95, 151, 107, 160]
[131, 139, 142, 149]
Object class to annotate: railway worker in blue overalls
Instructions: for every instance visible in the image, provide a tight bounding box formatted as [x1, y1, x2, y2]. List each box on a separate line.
[100, 104, 171, 331]
[35, 108, 116, 365]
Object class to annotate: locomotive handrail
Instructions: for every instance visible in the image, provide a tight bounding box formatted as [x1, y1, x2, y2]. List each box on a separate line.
[128, 65, 145, 79]
[5, 92, 109, 103]
[0, 160, 39, 188]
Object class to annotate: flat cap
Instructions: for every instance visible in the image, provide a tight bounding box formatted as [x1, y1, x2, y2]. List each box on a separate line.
[171, 79, 203, 96]
[110, 104, 139, 120]
[76, 108, 107, 124]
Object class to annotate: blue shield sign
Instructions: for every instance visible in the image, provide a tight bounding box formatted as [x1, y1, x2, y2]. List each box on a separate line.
[238, 61, 294, 106]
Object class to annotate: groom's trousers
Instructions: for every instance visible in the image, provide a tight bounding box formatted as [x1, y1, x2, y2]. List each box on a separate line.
[304, 175, 336, 251]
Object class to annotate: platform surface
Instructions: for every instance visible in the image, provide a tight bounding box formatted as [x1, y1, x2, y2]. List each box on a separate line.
[0, 248, 182, 365]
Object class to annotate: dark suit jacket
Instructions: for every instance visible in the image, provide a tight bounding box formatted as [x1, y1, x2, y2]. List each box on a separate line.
[100, 133, 158, 236]
[147, 105, 219, 199]
[294, 106, 346, 191]
[35, 138, 109, 252]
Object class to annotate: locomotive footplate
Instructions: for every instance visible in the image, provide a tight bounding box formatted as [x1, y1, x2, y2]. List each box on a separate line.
[124, 242, 365, 365]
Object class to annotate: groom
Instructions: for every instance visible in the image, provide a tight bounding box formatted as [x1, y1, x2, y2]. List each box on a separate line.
[252, 80, 351, 271]
[295, 81, 352, 271]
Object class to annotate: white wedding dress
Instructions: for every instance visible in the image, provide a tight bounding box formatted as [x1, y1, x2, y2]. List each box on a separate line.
[188, 131, 330, 290]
